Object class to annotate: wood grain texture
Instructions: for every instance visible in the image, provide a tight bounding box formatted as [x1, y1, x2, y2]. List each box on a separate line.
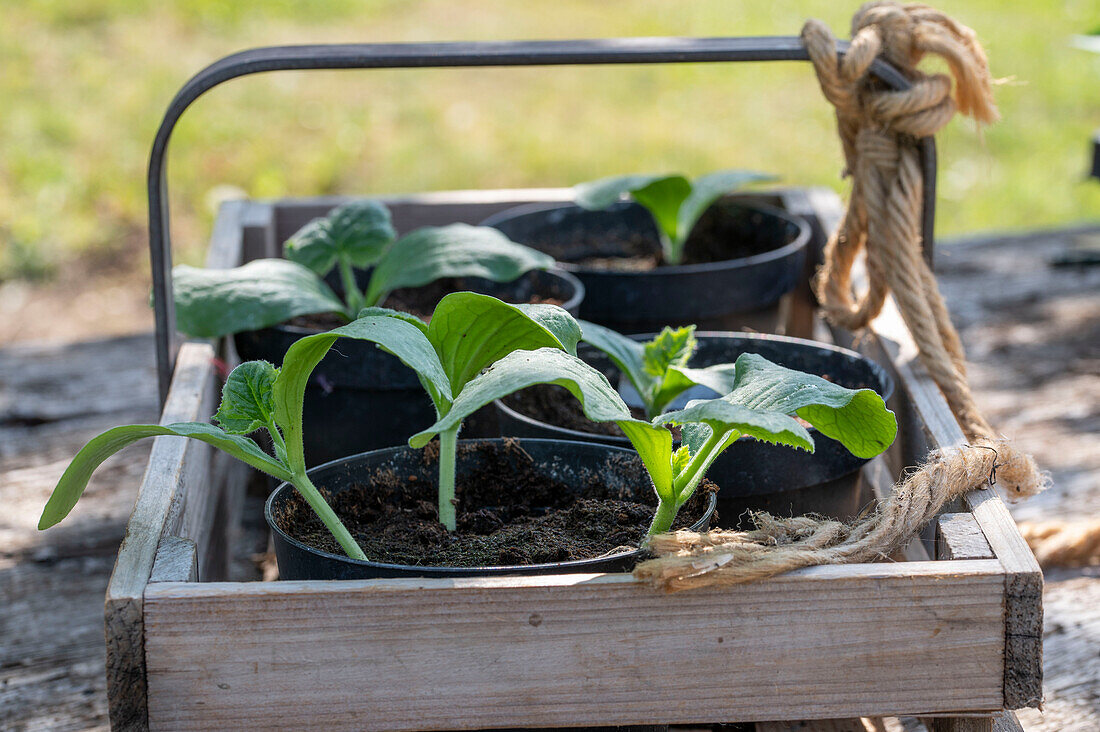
[936, 514, 994, 561]
[145, 562, 1005, 731]
[149, 536, 197, 583]
[103, 342, 219, 730]
[858, 295, 1043, 710]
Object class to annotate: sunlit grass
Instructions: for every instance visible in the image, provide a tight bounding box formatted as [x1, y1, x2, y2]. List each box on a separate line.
[1, 0, 1097, 280]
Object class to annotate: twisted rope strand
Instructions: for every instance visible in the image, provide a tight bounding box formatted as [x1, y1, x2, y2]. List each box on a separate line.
[634, 2, 1047, 592]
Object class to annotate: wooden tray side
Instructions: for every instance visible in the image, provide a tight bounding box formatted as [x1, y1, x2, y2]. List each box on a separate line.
[144, 563, 1004, 731]
[836, 296, 1043, 710]
[104, 201, 250, 729]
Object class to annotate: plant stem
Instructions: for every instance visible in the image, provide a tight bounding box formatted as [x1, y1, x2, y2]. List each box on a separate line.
[647, 498, 679, 535]
[337, 257, 364, 314]
[292, 472, 368, 561]
[437, 428, 459, 531]
[266, 421, 289, 466]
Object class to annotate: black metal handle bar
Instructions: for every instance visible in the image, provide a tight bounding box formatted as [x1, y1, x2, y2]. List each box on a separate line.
[148, 35, 938, 402]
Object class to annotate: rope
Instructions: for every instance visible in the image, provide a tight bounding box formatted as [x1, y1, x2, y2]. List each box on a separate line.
[634, 2, 1048, 591]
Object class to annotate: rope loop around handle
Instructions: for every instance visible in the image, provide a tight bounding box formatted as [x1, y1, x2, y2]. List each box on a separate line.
[635, 2, 1048, 593]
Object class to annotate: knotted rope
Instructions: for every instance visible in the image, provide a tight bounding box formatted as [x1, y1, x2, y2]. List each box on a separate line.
[635, 2, 1048, 591]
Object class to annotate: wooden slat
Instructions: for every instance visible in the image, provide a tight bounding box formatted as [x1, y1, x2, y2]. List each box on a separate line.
[936, 514, 994, 561]
[103, 342, 220, 730]
[858, 296, 1043, 709]
[271, 188, 575, 242]
[149, 537, 198, 583]
[103, 200, 248, 728]
[145, 562, 1004, 731]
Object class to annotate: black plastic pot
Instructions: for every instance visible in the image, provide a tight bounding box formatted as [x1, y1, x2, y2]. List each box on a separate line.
[235, 269, 583, 466]
[266, 438, 716, 581]
[495, 333, 893, 526]
[481, 199, 810, 334]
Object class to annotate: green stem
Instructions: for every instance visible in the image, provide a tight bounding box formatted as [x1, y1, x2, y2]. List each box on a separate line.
[292, 472, 368, 561]
[266, 421, 289, 466]
[337, 257, 364, 315]
[647, 497, 679, 535]
[437, 428, 459, 531]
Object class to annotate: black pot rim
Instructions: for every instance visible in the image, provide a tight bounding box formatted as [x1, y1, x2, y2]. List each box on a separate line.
[267, 267, 585, 338]
[494, 331, 896, 446]
[479, 200, 812, 276]
[264, 437, 716, 575]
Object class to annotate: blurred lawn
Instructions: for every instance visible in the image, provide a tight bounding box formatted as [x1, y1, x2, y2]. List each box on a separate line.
[1, 0, 1098, 280]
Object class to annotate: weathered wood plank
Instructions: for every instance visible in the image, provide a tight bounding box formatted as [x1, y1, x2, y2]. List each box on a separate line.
[102, 342, 220, 730]
[149, 536, 197, 583]
[270, 188, 575, 243]
[936, 514, 994, 561]
[145, 562, 1004, 731]
[859, 295, 1043, 710]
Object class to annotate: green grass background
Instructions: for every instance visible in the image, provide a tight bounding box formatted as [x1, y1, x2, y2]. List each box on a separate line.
[1, 0, 1098, 280]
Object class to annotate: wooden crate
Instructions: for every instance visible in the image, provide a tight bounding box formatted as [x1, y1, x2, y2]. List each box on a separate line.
[104, 190, 1041, 731]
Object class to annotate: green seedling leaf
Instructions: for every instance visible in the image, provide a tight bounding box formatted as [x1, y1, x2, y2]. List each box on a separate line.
[409, 347, 632, 447]
[658, 399, 814, 453]
[285, 200, 396, 276]
[675, 169, 777, 248]
[275, 311, 453, 470]
[573, 173, 671, 210]
[38, 423, 291, 530]
[581, 322, 726, 419]
[643, 326, 696, 377]
[173, 259, 347, 338]
[574, 169, 774, 264]
[213, 360, 279, 435]
[363, 224, 555, 307]
[427, 292, 581, 394]
[709, 352, 898, 459]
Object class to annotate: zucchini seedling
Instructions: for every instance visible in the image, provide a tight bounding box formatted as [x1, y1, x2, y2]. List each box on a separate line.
[416, 350, 899, 536]
[579, 321, 739, 420]
[172, 200, 556, 338]
[37, 293, 602, 554]
[40, 295, 897, 558]
[573, 169, 776, 265]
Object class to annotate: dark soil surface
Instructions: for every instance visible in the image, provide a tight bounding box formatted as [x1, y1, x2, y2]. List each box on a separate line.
[503, 384, 638, 437]
[532, 202, 795, 270]
[275, 441, 713, 567]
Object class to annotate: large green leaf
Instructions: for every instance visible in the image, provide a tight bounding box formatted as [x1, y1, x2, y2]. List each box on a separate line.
[630, 175, 692, 247]
[363, 224, 554, 306]
[426, 292, 581, 394]
[284, 200, 396, 276]
[409, 347, 632, 447]
[173, 259, 347, 338]
[213, 361, 279, 435]
[38, 423, 291, 529]
[674, 169, 776, 247]
[657, 399, 814, 453]
[708, 352, 897, 459]
[579, 320, 652, 399]
[573, 173, 691, 258]
[274, 312, 452, 470]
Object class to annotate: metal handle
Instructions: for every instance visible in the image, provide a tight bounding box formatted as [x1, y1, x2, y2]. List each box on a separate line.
[148, 35, 937, 403]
